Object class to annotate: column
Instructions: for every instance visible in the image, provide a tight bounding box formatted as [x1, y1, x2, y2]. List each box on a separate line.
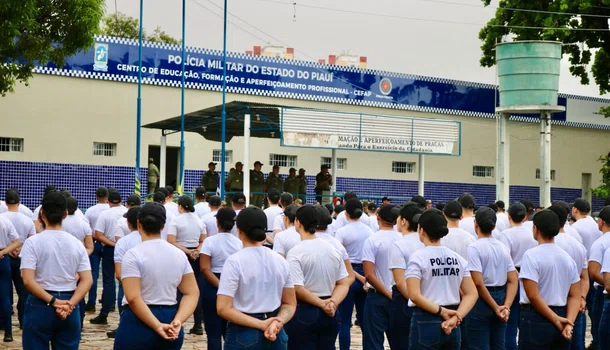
[244, 114, 251, 206]
[160, 134, 167, 188]
[418, 154, 425, 196]
[497, 113, 510, 203]
[540, 111, 552, 207]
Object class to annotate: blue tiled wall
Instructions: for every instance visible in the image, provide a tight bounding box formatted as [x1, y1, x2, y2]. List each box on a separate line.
[0, 160, 604, 211]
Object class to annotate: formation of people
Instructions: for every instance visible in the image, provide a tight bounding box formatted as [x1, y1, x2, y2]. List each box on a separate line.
[1, 183, 610, 350]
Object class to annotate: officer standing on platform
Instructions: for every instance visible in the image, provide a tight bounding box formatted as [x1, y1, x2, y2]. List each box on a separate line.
[201, 162, 219, 194]
[250, 161, 265, 208]
[148, 158, 160, 194]
[315, 165, 333, 204]
[266, 165, 284, 192]
[225, 162, 244, 206]
[284, 168, 300, 198]
[297, 169, 308, 203]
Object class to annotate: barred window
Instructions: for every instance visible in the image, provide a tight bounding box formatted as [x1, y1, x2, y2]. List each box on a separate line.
[321, 157, 347, 170]
[536, 169, 556, 181]
[212, 149, 233, 163]
[93, 142, 116, 157]
[0, 137, 23, 152]
[392, 161, 415, 174]
[473, 166, 494, 178]
[269, 154, 297, 168]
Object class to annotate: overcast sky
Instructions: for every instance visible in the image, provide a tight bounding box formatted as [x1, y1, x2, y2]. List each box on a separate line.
[105, 0, 608, 98]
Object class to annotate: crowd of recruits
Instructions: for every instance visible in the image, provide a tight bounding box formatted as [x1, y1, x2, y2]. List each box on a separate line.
[1, 184, 610, 350]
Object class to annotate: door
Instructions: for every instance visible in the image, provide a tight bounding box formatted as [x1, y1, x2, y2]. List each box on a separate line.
[148, 145, 180, 190]
[582, 173, 592, 203]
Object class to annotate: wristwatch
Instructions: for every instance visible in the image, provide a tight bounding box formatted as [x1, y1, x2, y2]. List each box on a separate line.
[436, 305, 442, 315]
[47, 296, 56, 307]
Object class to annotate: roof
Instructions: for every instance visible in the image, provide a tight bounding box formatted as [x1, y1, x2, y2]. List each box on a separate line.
[142, 101, 289, 142]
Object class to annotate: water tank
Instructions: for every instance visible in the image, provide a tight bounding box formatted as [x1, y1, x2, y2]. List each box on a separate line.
[496, 41, 562, 108]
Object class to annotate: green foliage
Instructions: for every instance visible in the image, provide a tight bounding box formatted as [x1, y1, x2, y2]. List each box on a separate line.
[100, 13, 180, 45]
[592, 154, 610, 199]
[479, 0, 610, 95]
[0, 0, 105, 96]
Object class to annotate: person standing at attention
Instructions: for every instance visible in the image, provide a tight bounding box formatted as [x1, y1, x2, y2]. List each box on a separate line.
[166, 195, 206, 336]
[217, 207, 297, 349]
[199, 208, 242, 350]
[1, 190, 35, 330]
[284, 168, 300, 199]
[264, 189, 283, 245]
[162, 186, 180, 217]
[84, 186, 109, 313]
[314, 165, 333, 205]
[597, 238, 610, 348]
[194, 187, 211, 218]
[272, 193, 295, 235]
[114, 202, 200, 350]
[517, 209, 581, 350]
[285, 205, 351, 349]
[148, 158, 160, 194]
[0, 205, 20, 342]
[297, 168, 308, 204]
[440, 201, 476, 260]
[33, 185, 57, 233]
[266, 165, 285, 193]
[201, 162, 219, 195]
[361, 204, 401, 350]
[21, 191, 92, 348]
[226, 162, 244, 206]
[367, 202, 379, 232]
[495, 200, 510, 233]
[465, 206, 518, 350]
[115, 194, 142, 241]
[250, 161, 265, 208]
[202, 196, 222, 238]
[457, 193, 477, 238]
[497, 202, 538, 350]
[273, 205, 300, 258]
[90, 190, 127, 325]
[388, 202, 424, 349]
[332, 192, 370, 231]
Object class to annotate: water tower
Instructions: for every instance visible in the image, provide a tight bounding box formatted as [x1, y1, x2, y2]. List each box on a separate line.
[495, 41, 565, 208]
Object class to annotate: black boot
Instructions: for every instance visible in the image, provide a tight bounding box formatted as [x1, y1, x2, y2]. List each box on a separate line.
[89, 314, 108, 325]
[4, 332, 13, 342]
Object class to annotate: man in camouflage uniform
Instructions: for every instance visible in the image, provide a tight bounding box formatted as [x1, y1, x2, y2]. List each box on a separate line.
[266, 165, 284, 193]
[250, 161, 265, 208]
[201, 162, 219, 194]
[297, 168, 308, 203]
[225, 162, 243, 206]
[315, 164, 333, 204]
[284, 168, 300, 199]
[148, 158, 160, 194]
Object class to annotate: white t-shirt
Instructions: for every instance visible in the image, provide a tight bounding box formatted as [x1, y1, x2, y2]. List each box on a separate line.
[522, 220, 533, 233]
[361, 229, 402, 291]
[160, 211, 176, 241]
[0, 216, 18, 248]
[555, 232, 588, 271]
[572, 216, 603, 256]
[164, 202, 180, 217]
[519, 244, 580, 306]
[264, 206, 283, 232]
[121, 239, 192, 305]
[406, 246, 470, 307]
[19, 230, 91, 291]
[115, 218, 130, 239]
[114, 231, 142, 263]
[1, 212, 35, 243]
[287, 239, 348, 297]
[315, 231, 349, 261]
[368, 214, 380, 232]
[459, 216, 476, 238]
[334, 221, 374, 264]
[202, 211, 219, 237]
[599, 248, 610, 294]
[441, 227, 476, 260]
[497, 225, 538, 268]
[467, 237, 515, 287]
[496, 212, 510, 233]
[61, 215, 92, 242]
[167, 212, 204, 248]
[2, 203, 34, 219]
[200, 232, 243, 273]
[195, 202, 211, 218]
[273, 214, 286, 232]
[333, 210, 370, 231]
[95, 206, 127, 243]
[564, 224, 583, 244]
[218, 246, 293, 314]
[587, 232, 610, 287]
[84, 203, 110, 232]
[230, 209, 242, 237]
[273, 226, 300, 256]
[389, 232, 425, 280]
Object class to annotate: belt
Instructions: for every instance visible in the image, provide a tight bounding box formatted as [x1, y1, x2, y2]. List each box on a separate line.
[515, 267, 521, 273]
[351, 263, 363, 268]
[298, 296, 331, 307]
[45, 290, 75, 296]
[520, 304, 565, 312]
[213, 272, 221, 279]
[124, 304, 177, 311]
[486, 285, 506, 292]
[368, 288, 378, 294]
[245, 308, 280, 320]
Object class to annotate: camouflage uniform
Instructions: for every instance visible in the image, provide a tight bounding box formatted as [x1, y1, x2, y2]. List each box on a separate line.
[250, 169, 265, 208]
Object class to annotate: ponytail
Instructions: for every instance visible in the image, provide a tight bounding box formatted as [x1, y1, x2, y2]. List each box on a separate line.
[246, 227, 267, 242]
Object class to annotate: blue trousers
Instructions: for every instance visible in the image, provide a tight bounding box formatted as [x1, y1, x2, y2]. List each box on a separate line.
[409, 306, 461, 350]
[586, 280, 597, 348]
[599, 298, 610, 350]
[591, 285, 605, 349]
[465, 288, 508, 350]
[87, 241, 103, 306]
[224, 316, 288, 350]
[285, 300, 339, 350]
[114, 306, 184, 350]
[201, 274, 226, 350]
[23, 292, 81, 350]
[100, 245, 116, 316]
[177, 253, 203, 326]
[505, 283, 520, 350]
[388, 286, 414, 350]
[363, 290, 393, 350]
[518, 305, 569, 350]
[571, 312, 586, 350]
[338, 265, 366, 350]
[9, 256, 26, 328]
[0, 257, 11, 334]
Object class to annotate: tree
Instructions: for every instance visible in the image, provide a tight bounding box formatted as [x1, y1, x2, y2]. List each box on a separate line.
[592, 153, 610, 199]
[0, 0, 104, 96]
[100, 12, 180, 46]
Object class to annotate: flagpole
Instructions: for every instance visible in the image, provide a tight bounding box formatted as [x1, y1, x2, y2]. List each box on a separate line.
[178, 0, 186, 194]
[220, 0, 228, 199]
[135, 0, 144, 196]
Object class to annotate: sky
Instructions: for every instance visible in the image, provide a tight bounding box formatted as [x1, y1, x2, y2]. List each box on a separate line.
[104, 0, 608, 98]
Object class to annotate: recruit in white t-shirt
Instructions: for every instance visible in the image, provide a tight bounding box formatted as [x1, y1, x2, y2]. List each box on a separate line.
[164, 202, 180, 218]
[333, 210, 370, 231]
[361, 230, 402, 292]
[441, 227, 476, 260]
[389, 233, 425, 280]
[334, 221, 373, 264]
[273, 214, 286, 233]
[496, 212, 510, 233]
[1, 202, 34, 219]
[61, 215, 92, 242]
[114, 218, 130, 239]
[1, 211, 35, 243]
[95, 206, 128, 243]
[121, 239, 192, 306]
[586, 232, 610, 287]
[459, 216, 476, 238]
[519, 244, 580, 306]
[202, 211, 219, 237]
[264, 206, 283, 233]
[467, 237, 515, 287]
[599, 248, 610, 295]
[160, 211, 176, 241]
[555, 232, 588, 272]
[200, 232, 243, 273]
[167, 212, 204, 248]
[195, 202, 211, 218]
[572, 216, 603, 256]
[563, 224, 583, 244]
[368, 214, 380, 232]
[497, 226, 538, 268]
[315, 231, 349, 261]
[287, 239, 348, 297]
[218, 246, 294, 314]
[114, 231, 142, 264]
[0, 216, 18, 249]
[84, 203, 110, 232]
[20, 230, 91, 291]
[273, 226, 300, 256]
[406, 246, 470, 307]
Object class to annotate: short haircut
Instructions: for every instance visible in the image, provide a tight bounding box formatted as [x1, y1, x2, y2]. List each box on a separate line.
[548, 204, 568, 227]
[533, 209, 560, 239]
[125, 206, 141, 229]
[495, 200, 506, 210]
[153, 191, 166, 204]
[457, 193, 476, 210]
[42, 192, 67, 225]
[296, 205, 321, 234]
[284, 204, 298, 223]
[66, 197, 78, 215]
[280, 193, 294, 207]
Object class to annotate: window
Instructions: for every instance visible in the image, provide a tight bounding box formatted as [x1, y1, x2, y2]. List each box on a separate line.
[473, 166, 494, 178]
[321, 157, 347, 170]
[269, 154, 297, 168]
[93, 142, 116, 157]
[212, 149, 233, 163]
[536, 169, 556, 181]
[392, 161, 415, 174]
[0, 137, 23, 152]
